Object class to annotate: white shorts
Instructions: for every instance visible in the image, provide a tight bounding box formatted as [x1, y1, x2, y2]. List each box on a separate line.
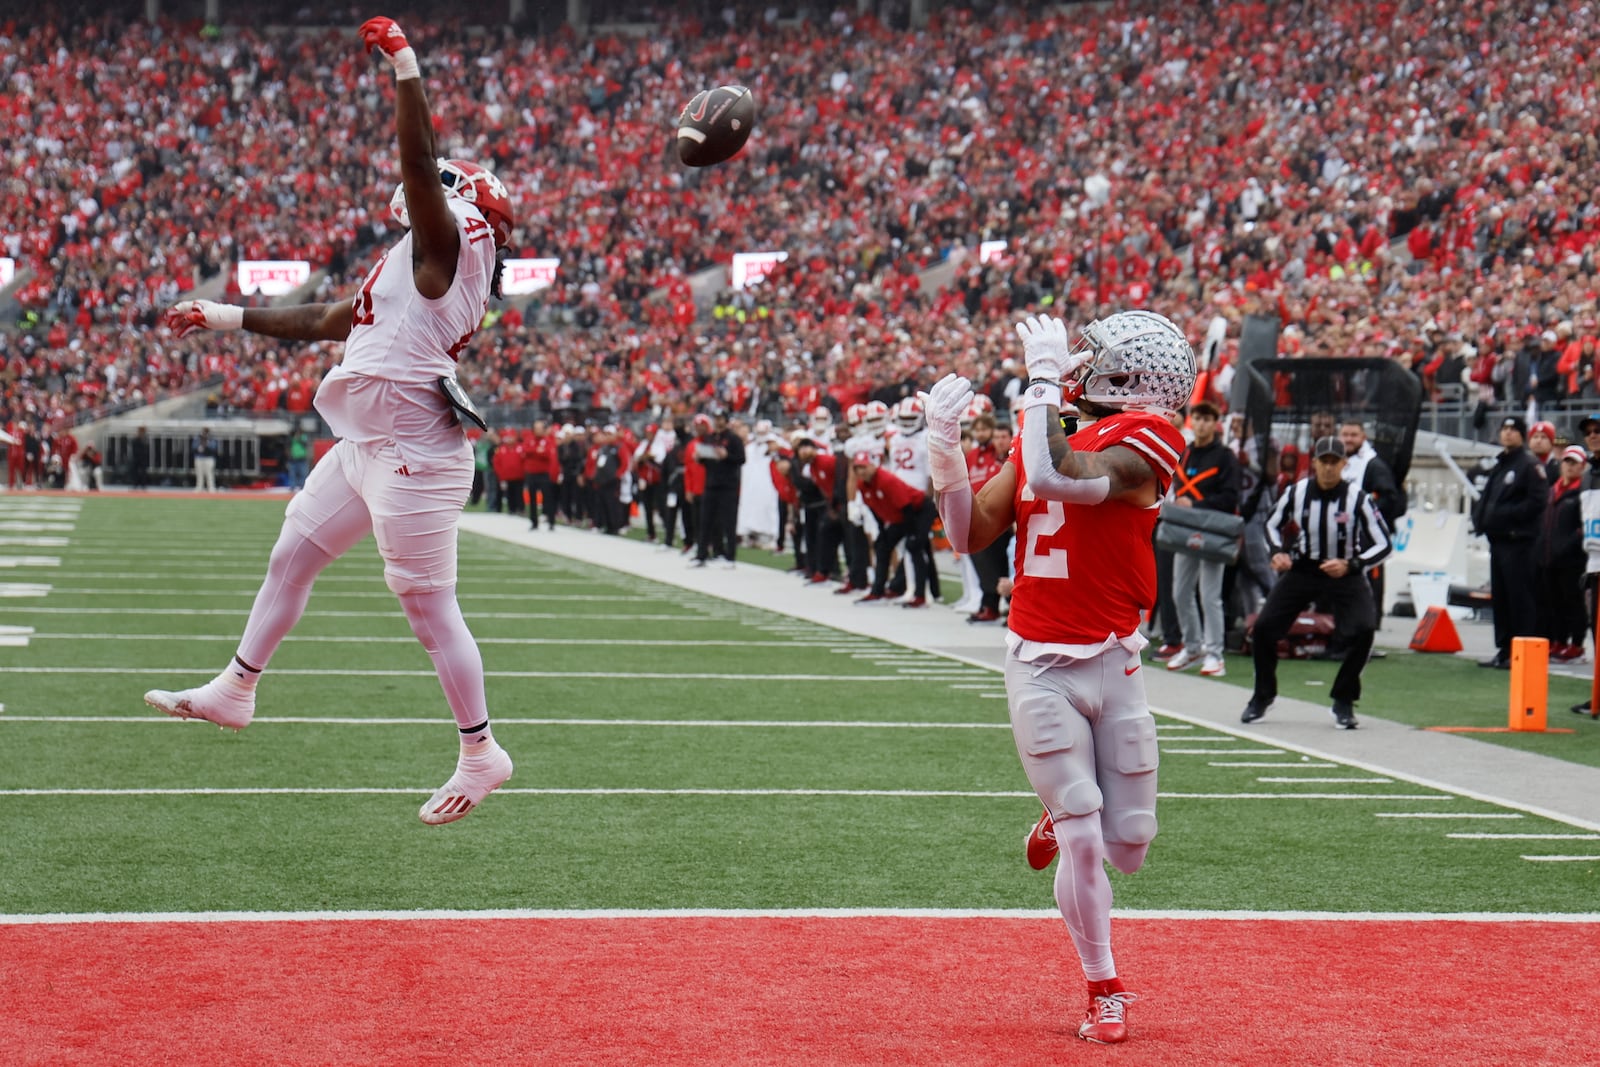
[286, 438, 473, 594]
[1004, 646, 1160, 847]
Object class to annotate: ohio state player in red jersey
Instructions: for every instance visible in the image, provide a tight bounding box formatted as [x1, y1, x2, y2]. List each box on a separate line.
[145, 16, 517, 826]
[924, 310, 1194, 1046]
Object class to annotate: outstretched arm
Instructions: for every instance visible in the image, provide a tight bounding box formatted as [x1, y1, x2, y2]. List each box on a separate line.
[361, 16, 458, 299]
[163, 298, 353, 344]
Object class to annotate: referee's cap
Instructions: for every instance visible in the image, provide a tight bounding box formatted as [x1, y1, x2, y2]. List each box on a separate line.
[1313, 436, 1346, 459]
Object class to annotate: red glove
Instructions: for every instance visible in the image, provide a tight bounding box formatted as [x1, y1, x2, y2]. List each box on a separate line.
[359, 17, 419, 79]
[163, 300, 242, 339]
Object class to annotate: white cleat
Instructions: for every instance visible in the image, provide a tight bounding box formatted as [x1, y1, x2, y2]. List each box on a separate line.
[419, 743, 514, 825]
[144, 681, 255, 732]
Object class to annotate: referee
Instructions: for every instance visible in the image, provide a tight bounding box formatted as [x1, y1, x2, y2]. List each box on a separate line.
[1242, 435, 1392, 729]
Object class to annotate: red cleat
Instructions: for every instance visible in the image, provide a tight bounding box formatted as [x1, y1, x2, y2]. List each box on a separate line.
[901, 596, 927, 609]
[1025, 808, 1057, 870]
[833, 582, 865, 595]
[1078, 990, 1137, 1044]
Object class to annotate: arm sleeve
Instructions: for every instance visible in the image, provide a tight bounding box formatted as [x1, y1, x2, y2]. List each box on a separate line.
[1353, 491, 1392, 568]
[1020, 406, 1109, 504]
[1265, 482, 1294, 555]
[934, 482, 974, 555]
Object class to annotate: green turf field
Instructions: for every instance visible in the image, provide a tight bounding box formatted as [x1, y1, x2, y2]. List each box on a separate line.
[1, 494, 1595, 916]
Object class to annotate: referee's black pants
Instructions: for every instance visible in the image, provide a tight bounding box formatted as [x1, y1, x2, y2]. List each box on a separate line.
[1250, 563, 1376, 706]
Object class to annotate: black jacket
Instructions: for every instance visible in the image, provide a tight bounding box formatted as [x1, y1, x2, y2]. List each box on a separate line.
[1537, 483, 1584, 568]
[699, 429, 745, 491]
[1472, 447, 1546, 541]
[1172, 438, 1240, 514]
[1360, 453, 1406, 525]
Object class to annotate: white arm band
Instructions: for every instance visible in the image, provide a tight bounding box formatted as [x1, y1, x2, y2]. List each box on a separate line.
[1021, 402, 1110, 504]
[927, 436, 969, 495]
[391, 47, 420, 81]
[935, 480, 974, 555]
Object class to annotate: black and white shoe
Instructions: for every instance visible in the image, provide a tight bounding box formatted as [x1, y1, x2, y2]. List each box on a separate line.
[1330, 701, 1359, 730]
[1240, 699, 1270, 724]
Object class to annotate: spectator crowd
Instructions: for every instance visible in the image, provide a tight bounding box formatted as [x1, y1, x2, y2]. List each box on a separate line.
[5, 0, 1600, 465]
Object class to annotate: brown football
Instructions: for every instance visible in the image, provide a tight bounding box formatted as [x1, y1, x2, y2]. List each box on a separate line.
[676, 85, 756, 167]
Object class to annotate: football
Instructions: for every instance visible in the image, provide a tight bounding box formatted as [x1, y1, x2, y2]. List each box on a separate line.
[675, 84, 756, 167]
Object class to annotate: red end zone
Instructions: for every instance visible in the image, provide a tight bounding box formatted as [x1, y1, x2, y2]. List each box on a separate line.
[3, 916, 1594, 1065]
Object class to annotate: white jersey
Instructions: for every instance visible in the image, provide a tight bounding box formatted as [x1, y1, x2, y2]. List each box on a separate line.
[315, 199, 496, 469]
[886, 426, 929, 493]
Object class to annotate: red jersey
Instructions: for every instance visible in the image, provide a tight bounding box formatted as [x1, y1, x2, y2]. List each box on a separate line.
[520, 432, 558, 477]
[683, 440, 707, 495]
[857, 465, 926, 525]
[1007, 411, 1185, 644]
[966, 441, 1006, 491]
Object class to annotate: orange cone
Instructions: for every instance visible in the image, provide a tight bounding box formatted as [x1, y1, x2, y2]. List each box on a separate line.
[1409, 606, 1463, 653]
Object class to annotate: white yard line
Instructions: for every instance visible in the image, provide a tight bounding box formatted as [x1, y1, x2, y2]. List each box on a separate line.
[1376, 819, 1523, 825]
[1447, 833, 1600, 840]
[22, 633, 858, 648]
[3, 906, 1597, 927]
[0, 715, 1014, 730]
[0, 666, 1000, 682]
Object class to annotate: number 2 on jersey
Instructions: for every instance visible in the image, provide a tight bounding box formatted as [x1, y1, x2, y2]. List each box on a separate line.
[1020, 485, 1068, 579]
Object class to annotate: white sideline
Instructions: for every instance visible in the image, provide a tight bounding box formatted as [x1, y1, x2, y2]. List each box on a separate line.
[3, 907, 1597, 927]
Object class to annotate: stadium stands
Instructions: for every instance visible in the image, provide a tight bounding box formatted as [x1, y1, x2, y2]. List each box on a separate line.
[2, 0, 1599, 440]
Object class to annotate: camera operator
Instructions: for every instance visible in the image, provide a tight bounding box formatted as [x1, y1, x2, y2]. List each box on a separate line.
[1241, 436, 1392, 730]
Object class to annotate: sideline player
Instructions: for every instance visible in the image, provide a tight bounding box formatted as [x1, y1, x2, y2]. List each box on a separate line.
[144, 16, 515, 826]
[924, 312, 1193, 1044]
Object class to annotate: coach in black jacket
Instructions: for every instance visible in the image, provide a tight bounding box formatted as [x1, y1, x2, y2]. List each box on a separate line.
[1471, 416, 1548, 669]
[695, 412, 746, 567]
[1242, 436, 1392, 730]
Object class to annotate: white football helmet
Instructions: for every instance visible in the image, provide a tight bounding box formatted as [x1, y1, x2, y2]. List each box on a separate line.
[844, 402, 869, 432]
[893, 396, 925, 434]
[862, 400, 891, 437]
[809, 406, 835, 438]
[1063, 310, 1196, 415]
[389, 158, 516, 248]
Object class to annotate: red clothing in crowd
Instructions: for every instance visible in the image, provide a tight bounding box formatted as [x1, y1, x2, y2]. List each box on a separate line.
[857, 463, 926, 525]
[520, 430, 559, 478]
[491, 437, 525, 482]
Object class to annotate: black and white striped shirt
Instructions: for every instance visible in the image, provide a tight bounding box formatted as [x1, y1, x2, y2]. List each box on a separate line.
[1266, 477, 1392, 569]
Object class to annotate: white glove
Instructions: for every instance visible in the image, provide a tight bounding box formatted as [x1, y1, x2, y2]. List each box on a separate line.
[846, 499, 865, 527]
[1014, 315, 1083, 383]
[920, 373, 973, 451]
[163, 300, 243, 339]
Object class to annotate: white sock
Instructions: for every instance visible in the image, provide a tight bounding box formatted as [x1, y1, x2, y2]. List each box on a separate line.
[220, 655, 261, 693]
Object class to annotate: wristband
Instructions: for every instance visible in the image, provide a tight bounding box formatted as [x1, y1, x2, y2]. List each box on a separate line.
[1019, 380, 1062, 411]
[211, 304, 244, 331]
[391, 47, 420, 81]
[928, 437, 970, 495]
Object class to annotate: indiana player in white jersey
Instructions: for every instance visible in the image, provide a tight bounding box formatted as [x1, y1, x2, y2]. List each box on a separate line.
[145, 16, 516, 826]
[886, 396, 930, 493]
[924, 310, 1194, 1045]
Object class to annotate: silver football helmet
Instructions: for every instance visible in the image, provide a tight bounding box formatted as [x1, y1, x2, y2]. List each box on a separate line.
[1064, 310, 1196, 415]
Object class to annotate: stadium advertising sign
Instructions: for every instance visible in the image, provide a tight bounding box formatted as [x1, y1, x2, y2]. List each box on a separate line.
[730, 250, 789, 290]
[0, 258, 14, 288]
[501, 258, 560, 295]
[979, 240, 1008, 264]
[237, 260, 312, 297]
